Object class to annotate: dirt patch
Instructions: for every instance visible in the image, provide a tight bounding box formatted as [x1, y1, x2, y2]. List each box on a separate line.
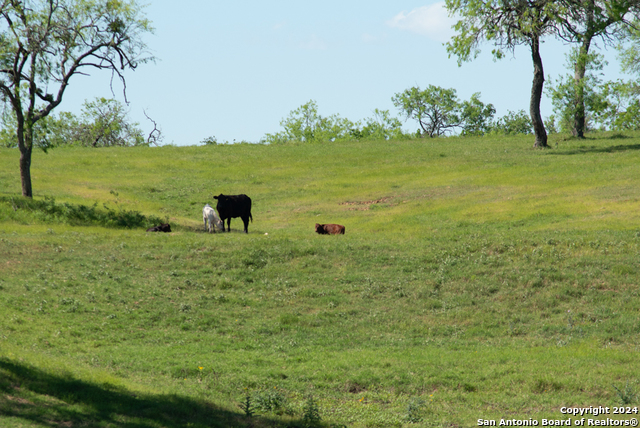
[5, 394, 34, 405]
[340, 197, 391, 211]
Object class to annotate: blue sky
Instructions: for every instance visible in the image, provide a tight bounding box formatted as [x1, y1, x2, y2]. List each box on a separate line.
[59, 0, 626, 145]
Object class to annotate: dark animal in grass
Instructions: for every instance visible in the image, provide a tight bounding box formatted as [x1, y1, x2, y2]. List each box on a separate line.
[213, 194, 253, 233]
[146, 223, 171, 232]
[315, 223, 345, 235]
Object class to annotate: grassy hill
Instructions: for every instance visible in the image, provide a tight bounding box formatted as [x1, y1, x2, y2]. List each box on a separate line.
[1, 133, 640, 427]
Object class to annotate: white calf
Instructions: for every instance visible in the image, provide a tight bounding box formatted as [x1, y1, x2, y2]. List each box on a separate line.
[203, 204, 223, 233]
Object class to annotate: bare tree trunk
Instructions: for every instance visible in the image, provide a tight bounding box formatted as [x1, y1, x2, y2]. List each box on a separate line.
[573, 37, 592, 138]
[530, 36, 548, 148]
[15, 111, 34, 198]
[19, 145, 33, 198]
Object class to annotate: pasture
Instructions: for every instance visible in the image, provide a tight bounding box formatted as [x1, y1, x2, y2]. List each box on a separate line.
[1, 133, 640, 427]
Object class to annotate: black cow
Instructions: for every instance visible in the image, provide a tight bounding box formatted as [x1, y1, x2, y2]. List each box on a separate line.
[213, 194, 253, 233]
[146, 223, 171, 232]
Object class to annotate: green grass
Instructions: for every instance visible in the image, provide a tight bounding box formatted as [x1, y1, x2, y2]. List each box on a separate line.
[1, 132, 640, 427]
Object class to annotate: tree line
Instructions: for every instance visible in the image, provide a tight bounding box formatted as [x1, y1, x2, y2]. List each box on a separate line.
[1, 0, 640, 198]
[260, 62, 640, 144]
[0, 97, 161, 150]
[259, 95, 533, 145]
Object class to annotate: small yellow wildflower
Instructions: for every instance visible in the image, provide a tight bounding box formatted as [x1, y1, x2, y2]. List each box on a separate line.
[198, 366, 204, 370]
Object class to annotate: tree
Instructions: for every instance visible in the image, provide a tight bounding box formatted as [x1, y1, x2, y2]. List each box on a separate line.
[0, 97, 152, 148]
[0, 103, 57, 150]
[554, 0, 640, 138]
[355, 109, 405, 140]
[0, 0, 153, 198]
[600, 79, 640, 131]
[460, 92, 496, 136]
[79, 97, 144, 147]
[617, 20, 640, 75]
[493, 110, 534, 135]
[263, 100, 356, 144]
[546, 49, 609, 132]
[392, 85, 461, 138]
[445, 0, 559, 148]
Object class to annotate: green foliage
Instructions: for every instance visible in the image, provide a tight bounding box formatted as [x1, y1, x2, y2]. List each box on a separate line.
[392, 85, 461, 138]
[445, 0, 557, 147]
[0, 0, 153, 196]
[546, 50, 609, 133]
[263, 91, 516, 143]
[354, 108, 406, 141]
[491, 110, 533, 135]
[302, 395, 321, 427]
[254, 388, 288, 414]
[601, 79, 640, 131]
[445, 0, 558, 63]
[460, 92, 496, 136]
[78, 98, 146, 147]
[613, 381, 638, 405]
[0, 108, 58, 152]
[0, 98, 147, 149]
[238, 392, 256, 418]
[263, 100, 356, 144]
[392, 87, 495, 138]
[405, 397, 426, 423]
[0, 196, 166, 229]
[201, 136, 218, 145]
[546, 47, 640, 133]
[618, 20, 640, 75]
[263, 101, 407, 144]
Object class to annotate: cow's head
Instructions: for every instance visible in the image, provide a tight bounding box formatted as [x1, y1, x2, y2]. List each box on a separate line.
[213, 194, 227, 201]
[315, 223, 322, 232]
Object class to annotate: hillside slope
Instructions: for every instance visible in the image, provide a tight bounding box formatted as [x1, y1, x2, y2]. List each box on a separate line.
[1, 133, 640, 427]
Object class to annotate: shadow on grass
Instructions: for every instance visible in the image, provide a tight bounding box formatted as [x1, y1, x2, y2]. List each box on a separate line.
[548, 143, 640, 156]
[0, 358, 300, 428]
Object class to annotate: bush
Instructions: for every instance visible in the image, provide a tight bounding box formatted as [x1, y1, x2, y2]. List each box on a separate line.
[262, 101, 409, 144]
[491, 110, 533, 135]
[200, 136, 218, 145]
[302, 395, 321, 427]
[460, 93, 496, 136]
[0, 196, 166, 229]
[392, 85, 461, 138]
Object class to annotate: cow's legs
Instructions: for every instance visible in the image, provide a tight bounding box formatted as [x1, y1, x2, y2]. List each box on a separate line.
[242, 216, 249, 233]
[226, 218, 231, 232]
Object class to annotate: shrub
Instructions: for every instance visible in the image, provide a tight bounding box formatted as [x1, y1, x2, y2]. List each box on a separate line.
[491, 110, 533, 135]
[0, 196, 166, 229]
[302, 395, 321, 427]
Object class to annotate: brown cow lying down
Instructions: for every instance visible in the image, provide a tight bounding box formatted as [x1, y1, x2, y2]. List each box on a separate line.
[315, 223, 345, 235]
[146, 223, 171, 232]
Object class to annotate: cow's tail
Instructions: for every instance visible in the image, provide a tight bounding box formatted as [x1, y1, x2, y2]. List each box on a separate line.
[250, 213, 253, 223]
